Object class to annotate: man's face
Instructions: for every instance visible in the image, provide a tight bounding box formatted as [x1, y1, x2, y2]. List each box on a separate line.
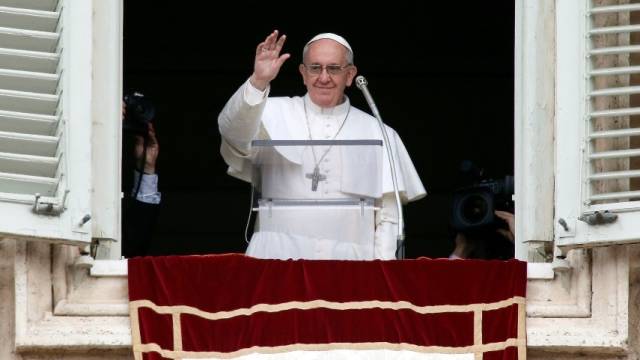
[299, 39, 357, 108]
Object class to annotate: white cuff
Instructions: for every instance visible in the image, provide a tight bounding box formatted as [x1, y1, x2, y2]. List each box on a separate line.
[132, 170, 161, 204]
[244, 78, 269, 106]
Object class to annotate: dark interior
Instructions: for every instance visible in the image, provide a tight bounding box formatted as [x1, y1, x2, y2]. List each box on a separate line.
[122, 2, 515, 259]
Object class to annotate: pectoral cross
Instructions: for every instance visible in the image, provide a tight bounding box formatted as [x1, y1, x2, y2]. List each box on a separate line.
[305, 166, 326, 191]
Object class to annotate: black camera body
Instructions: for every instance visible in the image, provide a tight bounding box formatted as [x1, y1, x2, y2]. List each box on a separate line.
[450, 162, 514, 233]
[123, 92, 156, 136]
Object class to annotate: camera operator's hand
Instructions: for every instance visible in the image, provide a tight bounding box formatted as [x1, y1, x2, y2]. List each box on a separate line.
[134, 123, 159, 174]
[494, 210, 515, 243]
[450, 233, 471, 259]
[122, 100, 159, 174]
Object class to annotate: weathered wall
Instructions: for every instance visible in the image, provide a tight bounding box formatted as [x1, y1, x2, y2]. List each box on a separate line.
[0, 240, 16, 359]
[0, 240, 131, 360]
[527, 244, 640, 360]
[18, 352, 131, 360]
[1, 241, 638, 359]
[628, 244, 640, 359]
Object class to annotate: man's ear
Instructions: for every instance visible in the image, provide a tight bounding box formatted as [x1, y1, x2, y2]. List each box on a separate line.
[345, 65, 358, 87]
[299, 64, 307, 85]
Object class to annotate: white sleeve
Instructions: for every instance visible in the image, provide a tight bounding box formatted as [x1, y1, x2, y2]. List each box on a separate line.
[244, 79, 269, 106]
[218, 79, 270, 156]
[374, 193, 399, 260]
[132, 171, 161, 204]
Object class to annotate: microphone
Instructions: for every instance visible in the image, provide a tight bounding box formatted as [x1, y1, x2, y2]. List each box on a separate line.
[355, 76, 381, 120]
[355, 75, 406, 259]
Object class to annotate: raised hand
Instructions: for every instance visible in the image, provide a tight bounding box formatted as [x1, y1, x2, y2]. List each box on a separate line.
[250, 30, 290, 91]
[123, 99, 159, 174]
[134, 123, 159, 174]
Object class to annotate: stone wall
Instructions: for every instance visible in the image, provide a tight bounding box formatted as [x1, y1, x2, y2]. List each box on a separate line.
[0, 240, 638, 359]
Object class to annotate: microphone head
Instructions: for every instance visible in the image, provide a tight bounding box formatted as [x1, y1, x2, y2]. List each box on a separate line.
[355, 76, 367, 90]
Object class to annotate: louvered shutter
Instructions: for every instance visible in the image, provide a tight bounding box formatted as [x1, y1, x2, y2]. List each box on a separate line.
[0, 0, 92, 244]
[556, 0, 640, 249]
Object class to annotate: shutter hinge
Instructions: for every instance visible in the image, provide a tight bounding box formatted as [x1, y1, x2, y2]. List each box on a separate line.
[33, 190, 69, 216]
[578, 210, 618, 226]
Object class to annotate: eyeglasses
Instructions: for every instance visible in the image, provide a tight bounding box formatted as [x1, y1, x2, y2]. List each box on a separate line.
[303, 63, 351, 76]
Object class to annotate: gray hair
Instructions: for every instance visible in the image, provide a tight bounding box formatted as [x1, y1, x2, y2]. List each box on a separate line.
[302, 41, 354, 65]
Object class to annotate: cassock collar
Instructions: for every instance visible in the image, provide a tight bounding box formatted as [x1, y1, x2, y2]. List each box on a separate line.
[303, 94, 350, 118]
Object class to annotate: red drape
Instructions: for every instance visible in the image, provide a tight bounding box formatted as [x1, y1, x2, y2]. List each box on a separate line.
[128, 254, 526, 359]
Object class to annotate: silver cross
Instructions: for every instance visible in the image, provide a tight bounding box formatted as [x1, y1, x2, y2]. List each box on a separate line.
[305, 166, 326, 191]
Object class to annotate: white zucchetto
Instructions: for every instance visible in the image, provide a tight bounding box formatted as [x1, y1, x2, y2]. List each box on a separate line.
[305, 33, 353, 54]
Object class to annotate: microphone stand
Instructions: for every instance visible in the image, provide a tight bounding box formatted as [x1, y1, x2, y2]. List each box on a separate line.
[355, 76, 405, 259]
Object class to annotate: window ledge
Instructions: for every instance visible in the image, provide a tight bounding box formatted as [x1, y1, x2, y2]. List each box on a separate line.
[527, 262, 554, 280]
[91, 260, 552, 279]
[90, 259, 127, 277]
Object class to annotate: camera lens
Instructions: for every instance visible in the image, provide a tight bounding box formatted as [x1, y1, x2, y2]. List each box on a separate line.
[452, 190, 494, 230]
[461, 194, 489, 224]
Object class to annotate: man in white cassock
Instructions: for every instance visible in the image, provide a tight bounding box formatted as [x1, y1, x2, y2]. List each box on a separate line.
[218, 30, 426, 260]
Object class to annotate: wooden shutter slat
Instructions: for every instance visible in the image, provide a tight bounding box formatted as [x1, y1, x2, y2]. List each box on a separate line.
[0, 171, 58, 196]
[0, 0, 58, 12]
[0, 47, 58, 73]
[0, 6, 59, 32]
[0, 151, 58, 177]
[0, 26, 58, 52]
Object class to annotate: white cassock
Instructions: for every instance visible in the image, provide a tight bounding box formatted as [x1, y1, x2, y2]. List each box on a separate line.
[218, 79, 426, 260]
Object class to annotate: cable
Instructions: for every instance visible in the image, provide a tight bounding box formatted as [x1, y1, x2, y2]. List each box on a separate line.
[244, 183, 255, 244]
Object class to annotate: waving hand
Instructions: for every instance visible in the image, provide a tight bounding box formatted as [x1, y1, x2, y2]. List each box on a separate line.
[250, 30, 290, 91]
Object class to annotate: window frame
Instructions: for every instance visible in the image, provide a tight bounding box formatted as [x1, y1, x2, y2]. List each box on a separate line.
[90, 0, 123, 258]
[514, 0, 556, 261]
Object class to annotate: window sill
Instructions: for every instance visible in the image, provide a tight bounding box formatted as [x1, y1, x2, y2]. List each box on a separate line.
[90, 259, 553, 279]
[527, 262, 554, 280]
[90, 259, 128, 277]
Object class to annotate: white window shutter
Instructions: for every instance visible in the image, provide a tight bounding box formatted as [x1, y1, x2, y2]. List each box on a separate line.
[0, 0, 93, 245]
[556, 0, 640, 250]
